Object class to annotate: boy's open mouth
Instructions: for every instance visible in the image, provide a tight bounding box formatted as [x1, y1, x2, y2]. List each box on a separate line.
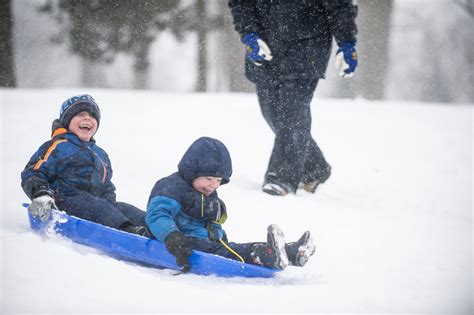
[79, 124, 92, 131]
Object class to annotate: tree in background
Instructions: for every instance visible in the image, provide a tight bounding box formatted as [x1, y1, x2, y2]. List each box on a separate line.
[328, 0, 394, 100]
[216, 1, 254, 92]
[165, 0, 226, 92]
[0, 0, 16, 87]
[385, 0, 473, 103]
[39, 0, 178, 88]
[11, 0, 472, 102]
[163, 0, 253, 92]
[357, 0, 393, 100]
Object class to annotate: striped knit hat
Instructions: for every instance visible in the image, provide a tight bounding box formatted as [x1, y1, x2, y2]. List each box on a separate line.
[59, 94, 101, 128]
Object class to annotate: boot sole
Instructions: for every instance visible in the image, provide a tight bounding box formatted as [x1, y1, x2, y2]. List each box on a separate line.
[267, 224, 289, 269]
[297, 232, 316, 266]
[262, 183, 288, 196]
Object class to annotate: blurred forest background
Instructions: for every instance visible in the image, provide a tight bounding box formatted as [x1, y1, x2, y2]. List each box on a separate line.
[1, 0, 473, 104]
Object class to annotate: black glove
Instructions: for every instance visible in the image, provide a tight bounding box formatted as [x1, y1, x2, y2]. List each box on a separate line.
[165, 231, 192, 272]
[208, 225, 228, 243]
[32, 185, 55, 199]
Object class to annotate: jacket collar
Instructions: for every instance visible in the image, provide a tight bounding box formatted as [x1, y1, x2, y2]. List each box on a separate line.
[51, 127, 96, 145]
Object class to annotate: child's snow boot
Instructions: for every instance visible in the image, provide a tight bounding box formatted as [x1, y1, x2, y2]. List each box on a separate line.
[285, 231, 316, 266]
[251, 224, 289, 269]
[120, 223, 152, 238]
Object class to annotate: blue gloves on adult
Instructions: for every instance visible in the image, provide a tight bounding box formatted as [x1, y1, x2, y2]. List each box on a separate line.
[242, 32, 273, 66]
[335, 42, 358, 78]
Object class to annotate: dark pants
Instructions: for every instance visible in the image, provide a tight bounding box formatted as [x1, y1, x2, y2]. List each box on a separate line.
[57, 193, 146, 229]
[187, 237, 260, 264]
[256, 77, 331, 191]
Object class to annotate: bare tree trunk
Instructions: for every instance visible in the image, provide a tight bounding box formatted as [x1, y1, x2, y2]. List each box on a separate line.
[218, 1, 254, 92]
[81, 58, 105, 88]
[133, 45, 150, 89]
[0, 0, 16, 87]
[227, 23, 254, 92]
[196, 0, 207, 92]
[357, 0, 393, 99]
[133, 66, 149, 90]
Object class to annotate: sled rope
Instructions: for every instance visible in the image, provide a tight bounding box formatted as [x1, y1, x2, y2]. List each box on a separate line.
[219, 239, 244, 263]
[201, 194, 243, 262]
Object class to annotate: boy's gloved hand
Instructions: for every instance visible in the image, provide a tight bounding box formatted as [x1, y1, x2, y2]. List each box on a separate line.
[242, 32, 273, 66]
[208, 225, 228, 243]
[165, 231, 192, 272]
[28, 190, 57, 222]
[335, 42, 358, 78]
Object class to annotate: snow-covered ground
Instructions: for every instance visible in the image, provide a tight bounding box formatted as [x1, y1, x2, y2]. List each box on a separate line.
[1, 89, 472, 314]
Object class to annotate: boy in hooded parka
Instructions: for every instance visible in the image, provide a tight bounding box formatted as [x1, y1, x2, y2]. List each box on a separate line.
[21, 94, 149, 236]
[146, 136, 316, 272]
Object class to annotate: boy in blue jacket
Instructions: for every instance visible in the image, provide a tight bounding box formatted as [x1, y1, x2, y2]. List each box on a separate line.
[146, 137, 316, 272]
[21, 94, 149, 236]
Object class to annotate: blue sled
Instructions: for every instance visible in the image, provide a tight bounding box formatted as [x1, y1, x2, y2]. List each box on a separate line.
[24, 205, 279, 278]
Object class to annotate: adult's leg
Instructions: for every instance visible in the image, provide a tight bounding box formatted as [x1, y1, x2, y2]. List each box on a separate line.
[255, 78, 279, 133]
[257, 78, 320, 191]
[302, 137, 331, 184]
[256, 80, 286, 189]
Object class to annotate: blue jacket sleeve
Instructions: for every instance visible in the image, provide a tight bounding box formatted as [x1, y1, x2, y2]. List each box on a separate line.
[146, 196, 182, 242]
[21, 142, 60, 199]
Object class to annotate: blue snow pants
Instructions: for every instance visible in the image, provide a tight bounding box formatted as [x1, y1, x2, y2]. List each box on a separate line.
[56, 192, 146, 229]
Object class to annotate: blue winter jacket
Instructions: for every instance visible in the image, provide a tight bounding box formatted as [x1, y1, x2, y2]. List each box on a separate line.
[146, 137, 232, 242]
[21, 127, 116, 203]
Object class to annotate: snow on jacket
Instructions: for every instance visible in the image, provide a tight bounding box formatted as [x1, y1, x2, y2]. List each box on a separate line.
[21, 127, 116, 203]
[228, 0, 358, 80]
[146, 137, 232, 242]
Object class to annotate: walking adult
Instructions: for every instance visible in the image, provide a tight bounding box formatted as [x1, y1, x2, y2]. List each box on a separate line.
[228, 0, 358, 196]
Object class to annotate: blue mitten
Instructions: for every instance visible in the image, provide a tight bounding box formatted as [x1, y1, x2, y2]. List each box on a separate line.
[242, 32, 273, 66]
[335, 42, 358, 78]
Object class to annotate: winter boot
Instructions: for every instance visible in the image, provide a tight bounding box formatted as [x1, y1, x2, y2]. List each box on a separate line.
[285, 231, 316, 267]
[120, 223, 152, 238]
[262, 182, 289, 196]
[303, 180, 320, 193]
[299, 180, 321, 193]
[251, 224, 289, 269]
[262, 173, 296, 196]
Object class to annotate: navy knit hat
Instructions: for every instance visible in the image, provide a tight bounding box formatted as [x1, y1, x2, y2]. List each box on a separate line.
[59, 94, 101, 128]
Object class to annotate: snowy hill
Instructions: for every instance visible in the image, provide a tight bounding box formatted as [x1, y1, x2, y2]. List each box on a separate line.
[1, 89, 472, 313]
